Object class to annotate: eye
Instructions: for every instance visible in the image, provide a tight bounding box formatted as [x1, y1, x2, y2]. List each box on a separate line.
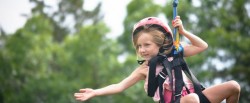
[145, 43, 151, 47]
[136, 44, 141, 49]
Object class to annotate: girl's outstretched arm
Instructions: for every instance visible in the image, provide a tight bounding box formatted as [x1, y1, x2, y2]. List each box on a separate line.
[74, 63, 148, 101]
[172, 16, 208, 57]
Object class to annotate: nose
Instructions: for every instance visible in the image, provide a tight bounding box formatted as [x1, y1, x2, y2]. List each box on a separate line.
[138, 46, 146, 53]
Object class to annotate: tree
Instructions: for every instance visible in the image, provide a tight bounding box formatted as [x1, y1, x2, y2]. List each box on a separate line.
[0, 0, 123, 103]
[29, 0, 103, 42]
[192, 0, 250, 102]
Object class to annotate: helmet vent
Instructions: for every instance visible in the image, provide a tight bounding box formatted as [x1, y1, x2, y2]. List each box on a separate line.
[148, 18, 152, 20]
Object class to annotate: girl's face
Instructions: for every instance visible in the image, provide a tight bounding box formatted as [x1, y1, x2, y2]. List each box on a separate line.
[136, 32, 160, 61]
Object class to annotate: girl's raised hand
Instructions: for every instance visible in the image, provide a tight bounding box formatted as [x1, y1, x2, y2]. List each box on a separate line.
[74, 88, 95, 101]
[172, 16, 185, 34]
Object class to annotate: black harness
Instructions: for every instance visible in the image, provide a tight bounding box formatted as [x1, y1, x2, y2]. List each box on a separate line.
[147, 46, 205, 103]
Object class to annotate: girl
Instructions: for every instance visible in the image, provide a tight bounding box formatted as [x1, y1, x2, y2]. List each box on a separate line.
[74, 16, 240, 103]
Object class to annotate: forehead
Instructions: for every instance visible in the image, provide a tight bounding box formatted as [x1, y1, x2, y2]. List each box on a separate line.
[136, 32, 154, 43]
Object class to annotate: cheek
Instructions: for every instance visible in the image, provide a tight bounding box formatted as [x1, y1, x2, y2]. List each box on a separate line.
[153, 49, 159, 55]
[151, 47, 160, 55]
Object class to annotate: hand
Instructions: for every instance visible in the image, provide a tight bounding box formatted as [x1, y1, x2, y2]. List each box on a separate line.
[172, 16, 186, 34]
[74, 88, 96, 101]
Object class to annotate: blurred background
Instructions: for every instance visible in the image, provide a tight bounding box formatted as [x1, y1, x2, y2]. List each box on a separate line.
[0, 0, 249, 103]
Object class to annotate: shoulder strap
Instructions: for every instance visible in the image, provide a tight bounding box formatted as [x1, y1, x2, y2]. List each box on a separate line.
[147, 55, 164, 97]
[147, 45, 205, 103]
[182, 62, 205, 92]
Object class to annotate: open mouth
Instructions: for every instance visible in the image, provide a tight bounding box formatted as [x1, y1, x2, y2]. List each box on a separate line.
[142, 55, 152, 60]
[141, 55, 148, 59]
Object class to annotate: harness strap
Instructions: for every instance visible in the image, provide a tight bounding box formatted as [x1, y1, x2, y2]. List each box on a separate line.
[171, 53, 185, 103]
[161, 59, 173, 103]
[147, 46, 205, 103]
[173, 66, 184, 103]
[148, 55, 164, 97]
[182, 62, 205, 92]
[158, 74, 166, 103]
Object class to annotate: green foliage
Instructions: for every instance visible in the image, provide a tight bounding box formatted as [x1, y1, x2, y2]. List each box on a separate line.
[188, 0, 250, 102]
[0, 0, 121, 103]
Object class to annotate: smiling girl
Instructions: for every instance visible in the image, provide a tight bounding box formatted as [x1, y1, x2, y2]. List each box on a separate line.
[74, 16, 240, 103]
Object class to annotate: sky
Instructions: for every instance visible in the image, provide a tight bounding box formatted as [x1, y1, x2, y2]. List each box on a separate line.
[0, 0, 203, 38]
[0, 0, 31, 34]
[0, 0, 131, 39]
[1, 0, 249, 37]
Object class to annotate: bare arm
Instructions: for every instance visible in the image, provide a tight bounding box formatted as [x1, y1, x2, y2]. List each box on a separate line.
[173, 16, 208, 57]
[180, 29, 208, 57]
[74, 64, 148, 101]
[94, 66, 146, 95]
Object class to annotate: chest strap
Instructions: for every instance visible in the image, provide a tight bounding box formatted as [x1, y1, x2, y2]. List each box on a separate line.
[147, 50, 204, 103]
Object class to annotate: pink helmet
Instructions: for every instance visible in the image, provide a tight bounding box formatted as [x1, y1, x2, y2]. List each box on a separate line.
[132, 17, 174, 54]
[132, 17, 172, 36]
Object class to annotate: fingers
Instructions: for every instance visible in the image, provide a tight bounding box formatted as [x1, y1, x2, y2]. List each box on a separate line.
[172, 16, 182, 28]
[74, 92, 89, 101]
[79, 88, 92, 92]
[75, 96, 87, 101]
[172, 16, 185, 33]
[74, 89, 87, 101]
[79, 89, 86, 92]
[74, 88, 93, 101]
[173, 16, 180, 21]
[74, 93, 83, 97]
[74, 93, 84, 101]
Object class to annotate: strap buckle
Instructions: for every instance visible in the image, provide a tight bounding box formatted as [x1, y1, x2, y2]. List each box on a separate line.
[159, 71, 167, 79]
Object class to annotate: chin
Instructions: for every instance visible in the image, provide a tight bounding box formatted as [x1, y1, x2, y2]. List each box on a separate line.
[145, 56, 156, 61]
[142, 56, 154, 61]
[144, 58, 151, 61]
